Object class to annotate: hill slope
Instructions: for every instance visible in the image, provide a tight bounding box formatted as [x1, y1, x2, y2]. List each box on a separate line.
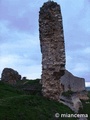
[0, 80, 90, 120]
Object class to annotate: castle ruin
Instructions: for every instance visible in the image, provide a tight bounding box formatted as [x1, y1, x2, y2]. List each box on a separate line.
[39, 1, 65, 101]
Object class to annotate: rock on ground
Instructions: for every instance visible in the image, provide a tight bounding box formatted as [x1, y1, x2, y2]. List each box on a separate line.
[1, 68, 21, 85]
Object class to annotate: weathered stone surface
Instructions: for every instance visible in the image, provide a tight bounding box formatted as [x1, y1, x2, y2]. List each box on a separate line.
[60, 95, 83, 113]
[76, 91, 89, 100]
[1, 68, 21, 85]
[72, 95, 83, 113]
[39, 1, 65, 101]
[60, 70, 85, 92]
[22, 77, 27, 80]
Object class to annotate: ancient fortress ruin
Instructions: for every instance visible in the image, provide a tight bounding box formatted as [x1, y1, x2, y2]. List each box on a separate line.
[39, 1, 65, 101]
[61, 70, 85, 92]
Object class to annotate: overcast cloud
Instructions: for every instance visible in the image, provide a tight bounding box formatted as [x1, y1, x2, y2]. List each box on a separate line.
[0, 0, 90, 83]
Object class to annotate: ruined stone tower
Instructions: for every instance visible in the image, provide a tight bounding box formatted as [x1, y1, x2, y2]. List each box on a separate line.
[39, 1, 65, 101]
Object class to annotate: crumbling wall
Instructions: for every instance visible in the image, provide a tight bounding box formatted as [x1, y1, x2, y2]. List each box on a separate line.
[1, 68, 21, 85]
[39, 1, 65, 101]
[60, 70, 85, 92]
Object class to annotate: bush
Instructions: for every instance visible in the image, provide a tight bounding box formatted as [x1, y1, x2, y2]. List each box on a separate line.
[62, 90, 74, 97]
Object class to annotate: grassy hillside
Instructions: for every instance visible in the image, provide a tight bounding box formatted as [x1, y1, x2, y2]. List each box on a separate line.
[0, 80, 89, 120]
[0, 81, 23, 99]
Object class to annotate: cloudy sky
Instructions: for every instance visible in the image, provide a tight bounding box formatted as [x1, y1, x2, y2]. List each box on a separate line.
[0, 0, 90, 85]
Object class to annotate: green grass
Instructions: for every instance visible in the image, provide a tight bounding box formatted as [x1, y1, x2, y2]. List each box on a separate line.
[78, 91, 90, 119]
[62, 90, 74, 97]
[15, 79, 42, 95]
[0, 80, 90, 120]
[0, 81, 23, 99]
[0, 95, 77, 120]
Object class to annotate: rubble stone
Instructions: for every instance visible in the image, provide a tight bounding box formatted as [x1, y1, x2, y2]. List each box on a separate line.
[1, 68, 21, 85]
[39, 1, 65, 101]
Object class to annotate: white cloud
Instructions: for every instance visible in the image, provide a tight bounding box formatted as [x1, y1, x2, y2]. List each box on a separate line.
[0, 54, 21, 77]
[73, 63, 89, 73]
[83, 47, 90, 54]
[0, 20, 9, 34]
[0, 0, 90, 81]
[85, 82, 90, 87]
[19, 65, 42, 79]
[0, 22, 41, 79]
[0, 54, 19, 64]
[0, 54, 41, 79]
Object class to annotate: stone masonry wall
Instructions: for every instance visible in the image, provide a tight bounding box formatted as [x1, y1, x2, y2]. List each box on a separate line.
[61, 70, 85, 92]
[39, 1, 65, 101]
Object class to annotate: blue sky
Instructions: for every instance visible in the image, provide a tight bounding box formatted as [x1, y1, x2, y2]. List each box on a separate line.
[0, 0, 90, 85]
